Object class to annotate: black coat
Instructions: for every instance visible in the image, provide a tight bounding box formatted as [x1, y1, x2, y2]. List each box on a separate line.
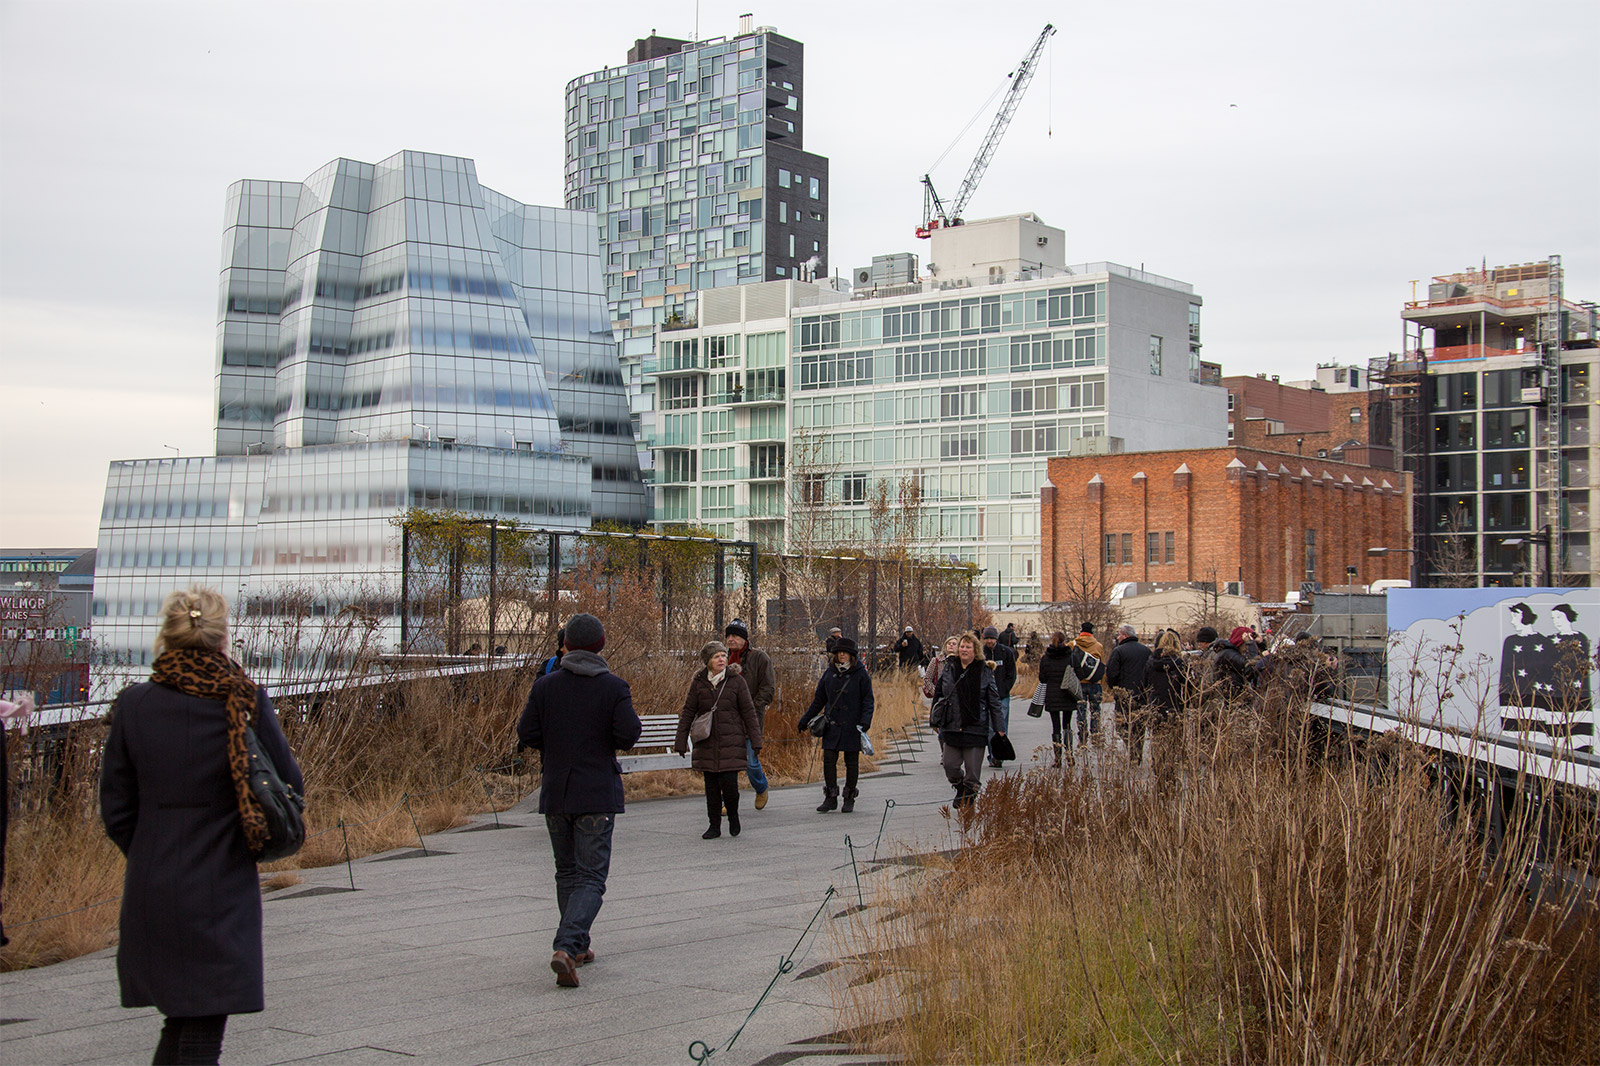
[100, 681, 302, 1017]
[1036, 643, 1077, 718]
[1106, 638, 1153, 697]
[1145, 653, 1187, 715]
[799, 661, 875, 752]
[985, 641, 1017, 699]
[894, 633, 924, 667]
[518, 653, 642, 814]
[937, 657, 1003, 748]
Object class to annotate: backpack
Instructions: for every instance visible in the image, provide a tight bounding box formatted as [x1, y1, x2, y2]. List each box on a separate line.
[1071, 647, 1106, 686]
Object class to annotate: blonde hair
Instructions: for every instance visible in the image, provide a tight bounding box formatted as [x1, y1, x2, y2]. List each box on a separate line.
[154, 586, 229, 655]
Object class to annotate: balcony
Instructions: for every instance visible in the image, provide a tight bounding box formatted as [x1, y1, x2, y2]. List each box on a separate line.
[732, 387, 785, 406]
[741, 464, 786, 482]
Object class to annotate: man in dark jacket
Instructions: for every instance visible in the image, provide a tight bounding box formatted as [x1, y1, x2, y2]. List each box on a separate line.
[1106, 624, 1154, 763]
[981, 625, 1017, 768]
[517, 613, 642, 989]
[998, 623, 1018, 650]
[725, 619, 776, 810]
[893, 626, 924, 669]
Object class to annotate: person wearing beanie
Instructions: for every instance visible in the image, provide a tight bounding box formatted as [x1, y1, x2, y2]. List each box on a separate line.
[1194, 623, 1250, 703]
[797, 636, 875, 813]
[675, 640, 761, 840]
[1073, 623, 1108, 748]
[724, 620, 776, 809]
[517, 613, 642, 988]
[893, 625, 924, 670]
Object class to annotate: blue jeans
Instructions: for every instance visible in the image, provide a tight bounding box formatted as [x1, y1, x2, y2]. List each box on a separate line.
[545, 812, 615, 956]
[745, 739, 769, 793]
[1078, 684, 1103, 745]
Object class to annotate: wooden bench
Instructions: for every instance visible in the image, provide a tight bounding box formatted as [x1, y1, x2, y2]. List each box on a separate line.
[617, 713, 693, 773]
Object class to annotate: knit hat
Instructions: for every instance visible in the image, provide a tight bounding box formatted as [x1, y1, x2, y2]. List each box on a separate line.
[832, 637, 858, 657]
[1080, 622, 1095, 634]
[724, 619, 749, 642]
[1196, 626, 1218, 644]
[701, 640, 728, 665]
[1229, 626, 1251, 648]
[564, 613, 605, 652]
[982, 626, 999, 639]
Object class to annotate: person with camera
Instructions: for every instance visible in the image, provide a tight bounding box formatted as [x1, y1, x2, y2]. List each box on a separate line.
[797, 637, 874, 813]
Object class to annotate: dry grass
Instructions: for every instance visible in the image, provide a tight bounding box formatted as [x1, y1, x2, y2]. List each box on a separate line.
[839, 698, 1600, 1064]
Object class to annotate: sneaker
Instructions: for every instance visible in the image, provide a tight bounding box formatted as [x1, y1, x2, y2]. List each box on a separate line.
[551, 950, 579, 988]
[754, 790, 769, 810]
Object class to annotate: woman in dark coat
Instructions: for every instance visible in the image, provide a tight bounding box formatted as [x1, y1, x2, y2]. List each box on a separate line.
[100, 586, 302, 1066]
[674, 640, 761, 839]
[936, 634, 1003, 807]
[1144, 629, 1188, 792]
[1035, 631, 1077, 767]
[797, 637, 875, 813]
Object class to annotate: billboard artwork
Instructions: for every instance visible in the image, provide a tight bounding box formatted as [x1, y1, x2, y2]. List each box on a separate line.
[1387, 588, 1597, 753]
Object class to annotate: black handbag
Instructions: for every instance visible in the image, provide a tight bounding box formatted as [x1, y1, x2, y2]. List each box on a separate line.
[245, 725, 306, 862]
[809, 674, 855, 737]
[990, 733, 1017, 762]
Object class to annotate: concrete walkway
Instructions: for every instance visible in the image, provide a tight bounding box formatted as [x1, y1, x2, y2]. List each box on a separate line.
[1, 695, 1084, 1065]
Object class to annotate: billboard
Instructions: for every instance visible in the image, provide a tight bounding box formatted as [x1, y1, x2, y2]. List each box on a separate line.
[1378, 588, 1598, 791]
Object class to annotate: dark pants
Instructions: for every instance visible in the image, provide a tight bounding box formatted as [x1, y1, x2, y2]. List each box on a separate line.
[702, 770, 740, 824]
[822, 748, 859, 792]
[1078, 684, 1103, 745]
[545, 812, 615, 957]
[1115, 695, 1147, 764]
[153, 1014, 227, 1065]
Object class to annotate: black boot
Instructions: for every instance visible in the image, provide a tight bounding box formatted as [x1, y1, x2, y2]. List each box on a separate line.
[816, 786, 838, 812]
[727, 799, 742, 837]
[841, 787, 858, 813]
[704, 783, 722, 838]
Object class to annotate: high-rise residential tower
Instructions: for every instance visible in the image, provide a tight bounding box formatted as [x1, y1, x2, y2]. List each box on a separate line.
[564, 21, 831, 438]
[93, 151, 640, 678]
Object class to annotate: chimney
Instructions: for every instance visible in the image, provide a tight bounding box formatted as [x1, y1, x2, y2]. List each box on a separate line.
[739, 13, 753, 34]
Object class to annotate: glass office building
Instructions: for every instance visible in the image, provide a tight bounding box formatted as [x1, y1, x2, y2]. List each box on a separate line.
[564, 24, 830, 447]
[94, 151, 634, 678]
[646, 221, 1228, 604]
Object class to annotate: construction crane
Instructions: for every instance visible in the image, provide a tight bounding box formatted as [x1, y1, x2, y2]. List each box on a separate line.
[916, 23, 1056, 239]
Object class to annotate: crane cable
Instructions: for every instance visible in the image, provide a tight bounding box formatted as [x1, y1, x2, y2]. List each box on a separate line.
[926, 75, 1012, 177]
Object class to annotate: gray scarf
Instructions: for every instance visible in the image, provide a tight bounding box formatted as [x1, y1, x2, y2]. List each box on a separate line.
[559, 649, 611, 677]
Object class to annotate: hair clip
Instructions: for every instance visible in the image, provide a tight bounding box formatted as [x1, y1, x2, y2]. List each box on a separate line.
[188, 609, 202, 619]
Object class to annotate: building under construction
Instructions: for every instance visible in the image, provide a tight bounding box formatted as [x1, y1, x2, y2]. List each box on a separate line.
[1371, 257, 1599, 586]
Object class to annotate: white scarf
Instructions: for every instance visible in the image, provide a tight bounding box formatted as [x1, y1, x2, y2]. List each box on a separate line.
[706, 669, 726, 686]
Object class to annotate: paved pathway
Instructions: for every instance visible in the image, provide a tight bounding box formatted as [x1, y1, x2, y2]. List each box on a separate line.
[1, 695, 1087, 1065]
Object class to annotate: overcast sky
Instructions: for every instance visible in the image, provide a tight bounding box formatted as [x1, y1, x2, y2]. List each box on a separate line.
[2, 0, 1596, 547]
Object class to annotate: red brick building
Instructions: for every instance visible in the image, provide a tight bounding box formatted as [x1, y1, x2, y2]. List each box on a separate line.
[1224, 374, 1395, 469]
[1040, 448, 1413, 604]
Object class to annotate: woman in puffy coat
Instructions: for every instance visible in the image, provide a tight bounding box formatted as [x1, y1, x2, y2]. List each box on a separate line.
[936, 634, 1003, 807]
[100, 586, 302, 1066]
[1035, 631, 1077, 767]
[674, 641, 761, 839]
[798, 637, 875, 813]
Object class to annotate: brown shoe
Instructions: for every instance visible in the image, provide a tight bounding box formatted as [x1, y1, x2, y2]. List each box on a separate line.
[754, 790, 768, 810]
[551, 950, 580, 987]
[576, 950, 595, 966]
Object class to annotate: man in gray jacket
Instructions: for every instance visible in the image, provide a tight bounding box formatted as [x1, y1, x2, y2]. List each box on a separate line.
[725, 619, 776, 809]
[517, 613, 642, 988]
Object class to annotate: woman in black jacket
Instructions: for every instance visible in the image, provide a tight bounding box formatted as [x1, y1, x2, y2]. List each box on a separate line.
[1035, 632, 1077, 767]
[798, 637, 875, 813]
[935, 634, 1003, 807]
[100, 586, 302, 1066]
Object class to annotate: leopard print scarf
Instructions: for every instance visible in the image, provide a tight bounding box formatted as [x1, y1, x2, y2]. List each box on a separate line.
[150, 647, 268, 857]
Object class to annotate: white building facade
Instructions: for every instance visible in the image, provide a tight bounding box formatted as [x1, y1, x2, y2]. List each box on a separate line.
[645, 215, 1228, 604]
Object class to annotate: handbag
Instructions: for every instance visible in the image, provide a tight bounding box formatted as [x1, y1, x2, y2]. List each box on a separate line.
[1059, 660, 1085, 701]
[808, 674, 855, 738]
[244, 725, 305, 863]
[929, 695, 953, 731]
[990, 733, 1017, 762]
[689, 678, 725, 742]
[1027, 681, 1046, 718]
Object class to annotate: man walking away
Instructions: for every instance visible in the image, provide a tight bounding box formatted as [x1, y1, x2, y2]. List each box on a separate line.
[517, 613, 642, 989]
[1106, 624, 1153, 763]
[893, 626, 924, 670]
[724, 619, 775, 810]
[981, 626, 1017, 768]
[999, 623, 1018, 651]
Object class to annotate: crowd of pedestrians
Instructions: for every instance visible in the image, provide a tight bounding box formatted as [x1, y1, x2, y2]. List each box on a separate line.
[88, 584, 1342, 1054]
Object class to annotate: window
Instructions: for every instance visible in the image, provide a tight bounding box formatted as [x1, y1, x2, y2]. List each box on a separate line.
[778, 168, 790, 188]
[1350, 407, 1362, 423]
[778, 201, 787, 223]
[1147, 532, 1161, 563]
[809, 177, 820, 198]
[1304, 529, 1316, 581]
[1149, 335, 1163, 375]
[1165, 531, 1175, 564]
[841, 473, 867, 503]
[1121, 533, 1133, 564]
[1104, 534, 1117, 565]
[800, 474, 825, 505]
